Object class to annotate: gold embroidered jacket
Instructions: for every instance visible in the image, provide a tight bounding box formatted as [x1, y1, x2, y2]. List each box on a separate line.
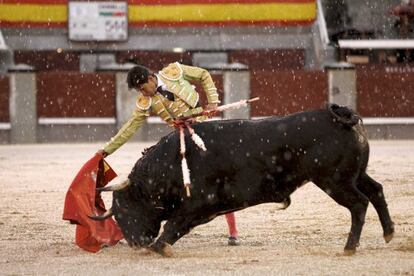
[103, 62, 220, 155]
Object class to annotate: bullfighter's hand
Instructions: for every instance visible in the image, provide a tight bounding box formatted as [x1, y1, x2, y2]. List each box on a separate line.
[173, 118, 196, 128]
[205, 103, 218, 111]
[204, 103, 218, 117]
[172, 119, 185, 128]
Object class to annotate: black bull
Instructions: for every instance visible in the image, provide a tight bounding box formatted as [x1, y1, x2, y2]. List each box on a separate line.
[104, 105, 395, 256]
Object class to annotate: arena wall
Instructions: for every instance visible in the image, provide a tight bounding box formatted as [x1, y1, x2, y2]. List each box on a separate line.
[357, 65, 414, 117]
[0, 75, 10, 143]
[1, 52, 414, 143]
[36, 72, 115, 117]
[14, 51, 80, 71]
[11, 49, 305, 72]
[250, 70, 328, 116]
[0, 76, 9, 122]
[229, 49, 306, 70]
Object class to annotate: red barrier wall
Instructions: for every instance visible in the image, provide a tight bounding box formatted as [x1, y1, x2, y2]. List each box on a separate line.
[0, 76, 9, 122]
[250, 70, 328, 116]
[36, 72, 115, 117]
[356, 65, 414, 117]
[35, 71, 222, 119]
[116, 51, 193, 71]
[14, 50, 306, 73]
[7, 66, 414, 122]
[229, 49, 305, 70]
[14, 50, 79, 71]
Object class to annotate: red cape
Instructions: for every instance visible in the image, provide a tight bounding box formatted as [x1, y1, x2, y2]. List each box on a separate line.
[63, 153, 124, 252]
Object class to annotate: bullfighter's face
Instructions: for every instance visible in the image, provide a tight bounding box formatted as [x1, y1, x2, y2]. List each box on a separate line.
[137, 75, 157, 97]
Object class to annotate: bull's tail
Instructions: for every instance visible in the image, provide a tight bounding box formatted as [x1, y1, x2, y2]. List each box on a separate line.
[327, 103, 361, 127]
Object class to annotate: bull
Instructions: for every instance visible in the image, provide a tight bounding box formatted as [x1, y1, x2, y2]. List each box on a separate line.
[93, 104, 394, 256]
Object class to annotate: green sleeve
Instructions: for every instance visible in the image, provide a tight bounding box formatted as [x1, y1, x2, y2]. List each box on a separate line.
[103, 108, 148, 155]
[180, 63, 220, 104]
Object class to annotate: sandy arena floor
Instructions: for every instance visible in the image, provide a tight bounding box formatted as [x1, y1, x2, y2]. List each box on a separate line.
[0, 140, 413, 275]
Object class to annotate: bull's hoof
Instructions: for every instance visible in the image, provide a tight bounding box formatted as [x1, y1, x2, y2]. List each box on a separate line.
[384, 232, 394, 243]
[384, 223, 395, 243]
[343, 248, 356, 256]
[151, 242, 174, 257]
[228, 236, 240, 246]
[160, 243, 173, 257]
[140, 248, 156, 255]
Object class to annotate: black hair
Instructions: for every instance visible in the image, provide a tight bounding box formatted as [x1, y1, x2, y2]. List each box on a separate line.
[127, 65, 152, 89]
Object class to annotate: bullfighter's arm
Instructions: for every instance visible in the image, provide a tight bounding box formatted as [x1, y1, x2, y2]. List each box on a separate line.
[103, 108, 149, 155]
[180, 63, 220, 106]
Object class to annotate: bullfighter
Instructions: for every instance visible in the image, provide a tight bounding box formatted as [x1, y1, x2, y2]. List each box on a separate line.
[97, 62, 240, 246]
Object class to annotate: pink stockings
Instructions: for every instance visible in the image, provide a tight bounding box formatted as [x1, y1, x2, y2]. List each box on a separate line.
[224, 212, 238, 238]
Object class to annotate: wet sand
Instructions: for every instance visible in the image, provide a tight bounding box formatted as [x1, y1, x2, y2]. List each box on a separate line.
[0, 140, 413, 275]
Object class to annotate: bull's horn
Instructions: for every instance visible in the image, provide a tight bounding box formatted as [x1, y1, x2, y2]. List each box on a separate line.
[88, 208, 113, 221]
[97, 179, 130, 192]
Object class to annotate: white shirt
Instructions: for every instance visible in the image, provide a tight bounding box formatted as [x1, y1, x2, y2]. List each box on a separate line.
[155, 74, 168, 91]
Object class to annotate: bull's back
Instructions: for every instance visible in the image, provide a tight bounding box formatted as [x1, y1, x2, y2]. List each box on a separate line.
[133, 107, 369, 205]
[192, 107, 367, 158]
[189, 107, 369, 185]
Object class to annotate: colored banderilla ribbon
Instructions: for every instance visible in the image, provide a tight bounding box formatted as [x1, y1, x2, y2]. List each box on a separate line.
[174, 97, 260, 197]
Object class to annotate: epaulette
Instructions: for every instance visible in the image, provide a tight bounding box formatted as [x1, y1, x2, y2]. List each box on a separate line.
[159, 62, 183, 81]
[136, 93, 152, 111]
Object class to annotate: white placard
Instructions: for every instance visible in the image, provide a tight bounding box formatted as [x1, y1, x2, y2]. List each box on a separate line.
[69, 1, 128, 41]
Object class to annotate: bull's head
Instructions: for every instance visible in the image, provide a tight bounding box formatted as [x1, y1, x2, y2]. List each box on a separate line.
[90, 179, 161, 248]
[112, 188, 161, 247]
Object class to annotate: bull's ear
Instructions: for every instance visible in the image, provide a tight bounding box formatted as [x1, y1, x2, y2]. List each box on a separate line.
[87, 208, 113, 221]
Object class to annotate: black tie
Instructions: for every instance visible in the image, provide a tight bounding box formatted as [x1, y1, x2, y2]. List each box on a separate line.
[157, 86, 175, 101]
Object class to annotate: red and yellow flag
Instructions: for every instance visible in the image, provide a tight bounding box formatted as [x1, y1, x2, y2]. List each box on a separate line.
[0, 0, 316, 27]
